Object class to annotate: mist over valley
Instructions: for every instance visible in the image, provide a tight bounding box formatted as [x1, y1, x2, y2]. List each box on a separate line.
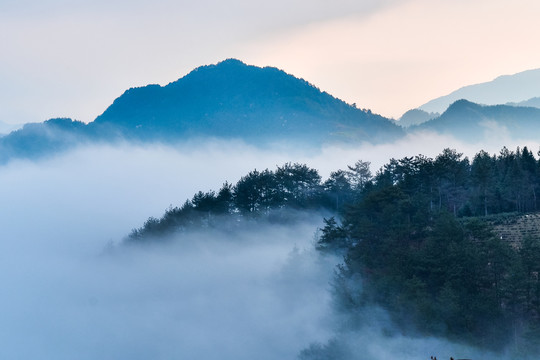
[2, 58, 540, 359]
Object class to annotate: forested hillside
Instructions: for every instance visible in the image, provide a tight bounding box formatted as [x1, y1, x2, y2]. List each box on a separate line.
[93, 59, 403, 144]
[320, 146, 540, 355]
[127, 146, 540, 357]
[128, 162, 338, 242]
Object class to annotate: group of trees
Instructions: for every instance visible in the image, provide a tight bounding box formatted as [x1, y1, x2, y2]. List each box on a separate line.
[331, 203, 540, 351]
[233, 163, 322, 213]
[367, 146, 540, 218]
[129, 162, 330, 240]
[128, 145, 540, 354]
[318, 146, 540, 353]
[128, 159, 379, 241]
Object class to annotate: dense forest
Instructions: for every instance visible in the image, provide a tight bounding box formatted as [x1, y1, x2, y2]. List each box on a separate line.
[127, 146, 540, 356]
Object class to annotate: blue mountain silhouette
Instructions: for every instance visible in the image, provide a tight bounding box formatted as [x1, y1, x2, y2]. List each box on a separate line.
[0, 59, 403, 163]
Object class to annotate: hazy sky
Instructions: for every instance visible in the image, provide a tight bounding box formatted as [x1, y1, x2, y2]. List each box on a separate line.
[1, 0, 540, 124]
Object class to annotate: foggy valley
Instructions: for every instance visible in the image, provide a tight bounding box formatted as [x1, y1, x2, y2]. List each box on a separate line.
[2, 23, 540, 355]
[4, 0, 540, 357]
[1, 132, 540, 359]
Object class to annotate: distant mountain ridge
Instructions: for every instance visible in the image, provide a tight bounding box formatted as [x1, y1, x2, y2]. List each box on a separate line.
[419, 68, 540, 114]
[3, 60, 540, 164]
[507, 97, 540, 108]
[397, 109, 439, 127]
[0, 59, 404, 163]
[412, 99, 540, 142]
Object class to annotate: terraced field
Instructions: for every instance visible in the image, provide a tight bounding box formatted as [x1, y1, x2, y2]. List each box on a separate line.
[487, 212, 540, 248]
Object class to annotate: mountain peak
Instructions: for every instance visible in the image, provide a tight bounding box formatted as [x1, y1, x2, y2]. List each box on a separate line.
[215, 58, 247, 67]
[444, 99, 481, 112]
[186, 58, 248, 75]
[92, 59, 402, 143]
[166, 58, 305, 92]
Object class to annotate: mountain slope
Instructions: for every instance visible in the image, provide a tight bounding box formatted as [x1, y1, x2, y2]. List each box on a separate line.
[91, 59, 403, 144]
[0, 118, 91, 163]
[397, 108, 439, 127]
[507, 96, 540, 108]
[0, 120, 21, 135]
[0, 59, 405, 163]
[419, 68, 540, 114]
[413, 99, 540, 142]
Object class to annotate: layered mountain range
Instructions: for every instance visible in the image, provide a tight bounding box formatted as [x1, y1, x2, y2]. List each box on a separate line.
[1, 59, 540, 163]
[418, 68, 540, 114]
[0, 59, 403, 163]
[410, 99, 540, 142]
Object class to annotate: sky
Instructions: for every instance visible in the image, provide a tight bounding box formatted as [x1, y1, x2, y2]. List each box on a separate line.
[3, 2, 540, 356]
[1, 0, 540, 125]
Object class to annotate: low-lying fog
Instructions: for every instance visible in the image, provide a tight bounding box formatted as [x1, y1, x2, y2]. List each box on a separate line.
[1, 132, 538, 359]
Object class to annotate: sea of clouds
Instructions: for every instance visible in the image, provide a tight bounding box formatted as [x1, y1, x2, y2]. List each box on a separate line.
[1, 132, 538, 359]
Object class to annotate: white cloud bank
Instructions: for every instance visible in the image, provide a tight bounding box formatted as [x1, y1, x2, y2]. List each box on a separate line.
[1, 136, 539, 358]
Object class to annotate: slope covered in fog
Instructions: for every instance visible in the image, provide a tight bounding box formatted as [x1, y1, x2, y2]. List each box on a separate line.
[0, 59, 404, 164]
[4, 61, 540, 166]
[507, 96, 540, 108]
[397, 108, 439, 127]
[412, 99, 540, 142]
[0, 142, 343, 360]
[126, 146, 540, 359]
[3, 130, 540, 359]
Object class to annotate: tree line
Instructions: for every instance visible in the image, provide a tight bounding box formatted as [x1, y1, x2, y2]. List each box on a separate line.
[129, 162, 331, 240]
[318, 146, 540, 354]
[127, 146, 540, 355]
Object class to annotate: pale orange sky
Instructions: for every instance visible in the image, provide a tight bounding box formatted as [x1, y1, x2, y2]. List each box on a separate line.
[242, 0, 540, 118]
[1, 0, 539, 124]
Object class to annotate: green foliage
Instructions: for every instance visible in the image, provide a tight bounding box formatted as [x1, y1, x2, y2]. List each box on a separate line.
[322, 170, 353, 212]
[233, 169, 277, 214]
[127, 145, 540, 353]
[341, 198, 520, 347]
[316, 217, 348, 251]
[331, 145, 540, 351]
[128, 163, 326, 241]
[274, 162, 322, 206]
